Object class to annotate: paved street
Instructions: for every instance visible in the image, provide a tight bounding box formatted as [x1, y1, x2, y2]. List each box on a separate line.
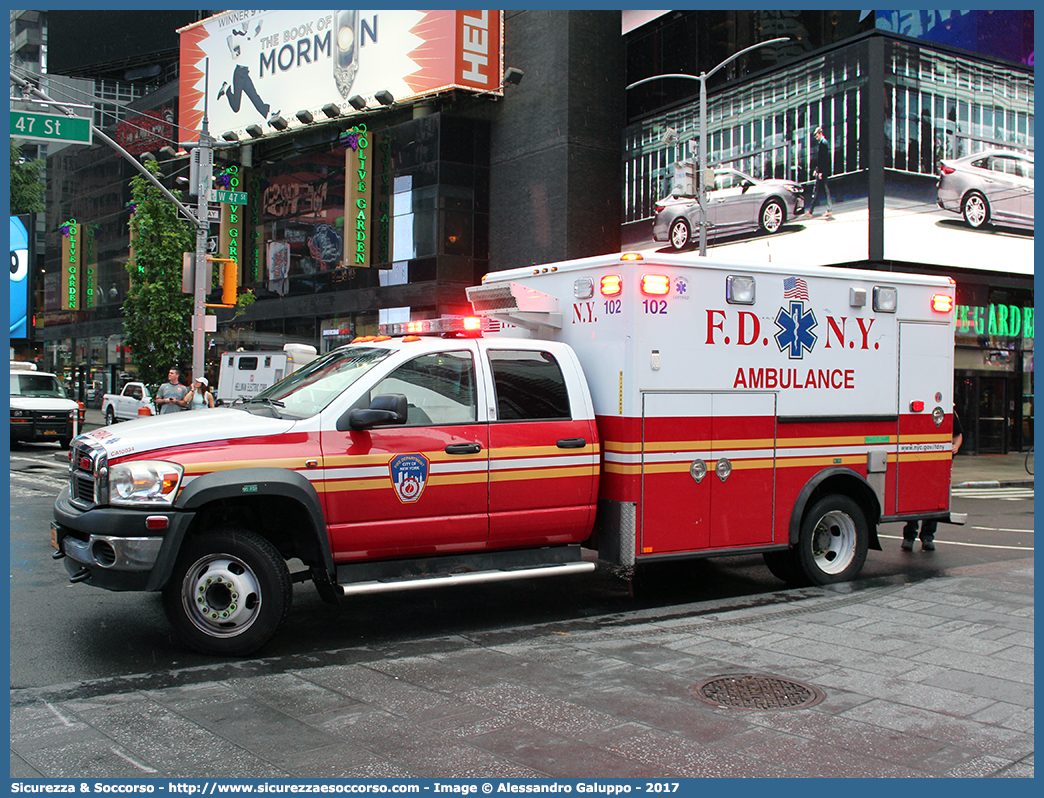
[10, 446, 1033, 780]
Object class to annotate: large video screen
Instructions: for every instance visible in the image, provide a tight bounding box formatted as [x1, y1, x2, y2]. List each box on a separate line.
[10, 216, 30, 339]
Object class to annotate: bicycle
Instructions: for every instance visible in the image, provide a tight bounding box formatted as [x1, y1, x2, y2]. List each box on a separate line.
[1026, 446, 1034, 476]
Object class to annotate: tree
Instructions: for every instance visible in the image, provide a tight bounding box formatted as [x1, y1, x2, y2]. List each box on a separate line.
[122, 160, 195, 387]
[10, 140, 45, 214]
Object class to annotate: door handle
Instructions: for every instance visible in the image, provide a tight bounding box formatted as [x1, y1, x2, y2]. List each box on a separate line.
[445, 443, 482, 455]
[556, 437, 587, 449]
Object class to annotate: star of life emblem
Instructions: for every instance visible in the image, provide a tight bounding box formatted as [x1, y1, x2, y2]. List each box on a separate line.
[774, 301, 818, 359]
[390, 454, 429, 503]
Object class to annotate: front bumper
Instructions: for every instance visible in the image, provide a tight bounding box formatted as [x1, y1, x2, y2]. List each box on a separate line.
[52, 484, 196, 591]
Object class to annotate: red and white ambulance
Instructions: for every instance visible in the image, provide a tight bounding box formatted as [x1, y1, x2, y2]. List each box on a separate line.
[52, 252, 961, 655]
[466, 251, 963, 584]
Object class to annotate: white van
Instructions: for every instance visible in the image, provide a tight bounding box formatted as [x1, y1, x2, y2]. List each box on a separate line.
[10, 362, 83, 448]
[215, 343, 318, 405]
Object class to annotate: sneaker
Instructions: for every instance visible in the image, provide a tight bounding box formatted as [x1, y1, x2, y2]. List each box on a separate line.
[921, 539, 936, 551]
[901, 539, 914, 552]
[217, 81, 229, 100]
[823, 211, 834, 220]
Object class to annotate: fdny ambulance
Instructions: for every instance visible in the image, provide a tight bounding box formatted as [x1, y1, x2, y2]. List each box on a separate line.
[51, 252, 961, 655]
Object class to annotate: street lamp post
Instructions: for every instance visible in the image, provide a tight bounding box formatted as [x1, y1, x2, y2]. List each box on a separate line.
[627, 37, 790, 256]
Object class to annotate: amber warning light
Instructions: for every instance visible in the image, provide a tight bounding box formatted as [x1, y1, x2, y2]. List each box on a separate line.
[932, 294, 954, 313]
[641, 274, 671, 296]
[601, 275, 623, 297]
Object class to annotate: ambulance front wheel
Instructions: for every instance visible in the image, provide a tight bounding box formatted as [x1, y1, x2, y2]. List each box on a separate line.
[796, 495, 868, 585]
[162, 527, 293, 656]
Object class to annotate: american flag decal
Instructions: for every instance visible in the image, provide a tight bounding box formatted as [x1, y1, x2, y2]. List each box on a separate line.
[783, 277, 809, 301]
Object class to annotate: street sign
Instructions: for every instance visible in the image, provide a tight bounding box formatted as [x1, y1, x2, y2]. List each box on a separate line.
[11, 111, 92, 145]
[213, 190, 248, 205]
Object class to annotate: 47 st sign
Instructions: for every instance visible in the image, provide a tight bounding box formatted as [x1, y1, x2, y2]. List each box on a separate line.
[11, 111, 92, 145]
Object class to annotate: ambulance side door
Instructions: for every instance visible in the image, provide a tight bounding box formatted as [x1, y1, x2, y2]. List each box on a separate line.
[484, 347, 600, 549]
[322, 348, 490, 561]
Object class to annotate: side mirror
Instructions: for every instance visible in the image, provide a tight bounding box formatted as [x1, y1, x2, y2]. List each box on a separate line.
[342, 393, 409, 431]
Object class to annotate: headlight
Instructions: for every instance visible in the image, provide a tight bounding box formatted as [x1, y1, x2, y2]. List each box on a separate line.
[11, 409, 29, 418]
[108, 461, 183, 506]
[784, 185, 802, 194]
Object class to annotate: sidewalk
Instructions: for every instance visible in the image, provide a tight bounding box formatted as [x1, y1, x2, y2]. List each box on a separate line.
[22, 422, 1029, 779]
[9, 558, 1034, 779]
[12, 449, 1031, 781]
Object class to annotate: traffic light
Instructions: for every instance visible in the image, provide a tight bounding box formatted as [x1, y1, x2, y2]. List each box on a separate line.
[221, 258, 237, 305]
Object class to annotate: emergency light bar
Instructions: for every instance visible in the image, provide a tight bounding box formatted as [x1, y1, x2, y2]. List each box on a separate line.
[378, 316, 488, 337]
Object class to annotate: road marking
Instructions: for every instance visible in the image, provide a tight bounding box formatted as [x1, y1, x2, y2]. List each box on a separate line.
[971, 526, 1035, 534]
[952, 487, 1034, 500]
[110, 746, 158, 774]
[879, 534, 1032, 551]
[44, 701, 75, 726]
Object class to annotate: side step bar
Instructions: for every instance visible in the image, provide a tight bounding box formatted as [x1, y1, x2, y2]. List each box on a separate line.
[338, 561, 595, 597]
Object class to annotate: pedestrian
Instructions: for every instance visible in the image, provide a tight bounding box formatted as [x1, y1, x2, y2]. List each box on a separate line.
[902, 410, 964, 551]
[805, 126, 834, 220]
[187, 376, 215, 410]
[155, 367, 189, 414]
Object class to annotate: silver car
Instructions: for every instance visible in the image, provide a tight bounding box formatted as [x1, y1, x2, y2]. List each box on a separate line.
[937, 149, 1034, 230]
[653, 167, 805, 250]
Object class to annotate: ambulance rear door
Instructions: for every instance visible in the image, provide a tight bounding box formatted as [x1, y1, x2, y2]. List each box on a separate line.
[896, 321, 954, 514]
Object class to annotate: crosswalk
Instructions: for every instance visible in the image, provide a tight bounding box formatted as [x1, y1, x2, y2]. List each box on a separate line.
[952, 486, 1035, 501]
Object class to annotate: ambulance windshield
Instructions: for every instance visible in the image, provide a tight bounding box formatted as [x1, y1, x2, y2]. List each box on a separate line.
[240, 347, 390, 419]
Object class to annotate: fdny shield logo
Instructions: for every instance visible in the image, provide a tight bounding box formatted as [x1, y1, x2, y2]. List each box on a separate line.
[390, 453, 429, 503]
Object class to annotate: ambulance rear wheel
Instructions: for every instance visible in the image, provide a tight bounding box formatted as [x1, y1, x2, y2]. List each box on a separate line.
[162, 528, 292, 656]
[797, 495, 868, 585]
[668, 218, 692, 250]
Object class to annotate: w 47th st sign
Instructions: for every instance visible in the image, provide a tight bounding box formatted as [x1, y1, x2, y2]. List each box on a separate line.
[213, 190, 248, 205]
[11, 111, 92, 145]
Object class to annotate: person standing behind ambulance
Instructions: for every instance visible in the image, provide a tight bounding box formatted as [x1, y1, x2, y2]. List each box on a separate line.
[902, 410, 964, 551]
[187, 376, 215, 410]
[155, 367, 189, 414]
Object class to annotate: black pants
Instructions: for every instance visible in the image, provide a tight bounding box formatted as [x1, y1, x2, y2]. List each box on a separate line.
[904, 519, 937, 541]
[225, 65, 270, 118]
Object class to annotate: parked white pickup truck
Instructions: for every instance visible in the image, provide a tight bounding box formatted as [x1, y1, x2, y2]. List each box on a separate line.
[101, 382, 156, 424]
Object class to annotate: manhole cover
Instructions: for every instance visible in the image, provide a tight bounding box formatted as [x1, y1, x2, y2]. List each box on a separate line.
[692, 674, 825, 710]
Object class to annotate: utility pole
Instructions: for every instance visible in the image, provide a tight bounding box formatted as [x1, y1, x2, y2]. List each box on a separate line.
[190, 66, 215, 382]
[11, 69, 216, 381]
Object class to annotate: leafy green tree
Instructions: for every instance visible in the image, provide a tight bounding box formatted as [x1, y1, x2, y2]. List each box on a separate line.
[122, 160, 195, 387]
[10, 140, 45, 214]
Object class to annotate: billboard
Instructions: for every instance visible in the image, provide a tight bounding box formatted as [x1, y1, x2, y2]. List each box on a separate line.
[179, 10, 503, 140]
[10, 216, 30, 339]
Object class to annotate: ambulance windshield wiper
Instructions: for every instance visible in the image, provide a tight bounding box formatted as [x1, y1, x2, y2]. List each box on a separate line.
[243, 397, 285, 407]
[241, 396, 286, 416]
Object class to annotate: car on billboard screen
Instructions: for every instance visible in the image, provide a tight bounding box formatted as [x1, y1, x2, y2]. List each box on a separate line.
[937, 149, 1034, 231]
[653, 167, 805, 250]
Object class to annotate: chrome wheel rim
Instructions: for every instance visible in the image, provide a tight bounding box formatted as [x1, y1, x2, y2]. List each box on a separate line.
[965, 196, 987, 227]
[810, 510, 857, 575]
[181, 553, 262, 639]
[763, 203, 783, 232]
[670, 220, 690, 249]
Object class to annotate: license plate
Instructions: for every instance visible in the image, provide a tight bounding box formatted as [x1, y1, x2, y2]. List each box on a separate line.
[42, 429, 57, 436]
[50, 522, 59, 551]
